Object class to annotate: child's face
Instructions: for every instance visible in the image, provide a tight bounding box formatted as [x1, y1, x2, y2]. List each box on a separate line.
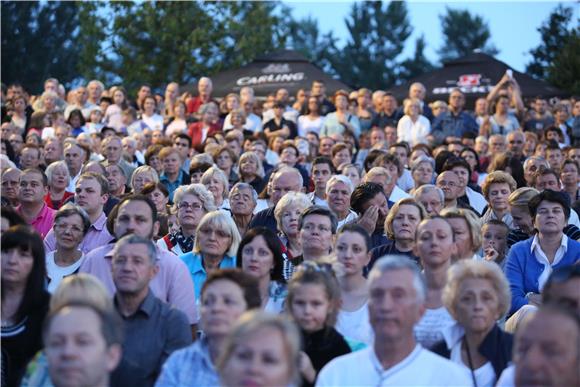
[482, 224, 507, 257]
[121, 113, 133, 126]
[290, 283, 331, 333]
[90, 111, 103, 123]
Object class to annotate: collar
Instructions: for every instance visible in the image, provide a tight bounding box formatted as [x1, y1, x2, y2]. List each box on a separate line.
[114, 289, 155, 318]
[530, 233, 568, 254]
[160, 170, 184, 184]
[189, 253, 235, 275]
[92, 212, 107, 231]
[371, 344, 423, 376]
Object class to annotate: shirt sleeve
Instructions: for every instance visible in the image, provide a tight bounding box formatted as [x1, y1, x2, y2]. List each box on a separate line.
[504, 245, 528, 315]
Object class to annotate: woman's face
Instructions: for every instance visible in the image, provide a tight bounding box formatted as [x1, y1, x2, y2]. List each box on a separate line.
[147, 155, 163, 173]
[177, 193, 205, 230]
[240, 157, 258, 177]
[113, 90, 125, 105]
[198, 223, 232, 257]
[307, 97, 319, 114]
[216, 151, 233, 171]
[455, 278, 500, 335]
[13, 98, 26, 113]
[241, 235, 275, 280]
[510, 205, 533, 234]
[54, 214, 85, 251]
[220, 326, 292, 387]
[415, 218, 455, 267]
[143, 98, 156, 115]
[26, 134, 41, 147]
[271, 137, 284, 153]
[1, 247, 34, 286]
[44, 96, 56, 112]
[451, 167, 469, 192]
[412, 162, 433, 187]
[280, 204, 305, 238]
[205, 177, 225, 204]
[392, 204, 421, 241]
[446, 217, 474, 260]
[335, 95, 348, 111]
[407, 103, 420, 117]
[132, 171, 154, 194]
[174, 103, 186, 118]
[333, 149, 351, 169]
[327, 181, 351, 216]
[342, 166, 360, 187]
[69, 114, 81, 129]
[148, 188, 168, 213]
[201, 279, 247, 338]
[203, 105, 218, 124]
[461, 151, 478, 171]
[226, 96, 239, 111]
[51, 166, 69, 190]
[336, 231, 369, 276]
[231, 112, 243, 127]
[534, 201, 567, 235]
[488, 183, 511, 213]
[496, 98, 509, 114]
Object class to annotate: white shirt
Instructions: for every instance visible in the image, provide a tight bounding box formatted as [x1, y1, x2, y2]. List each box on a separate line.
[465, 186, 487, 215]
[496, 364, 516, 387]
[336, 302, 374, 346]
[397, 115, 431, 146]
[46, 251, 85, 293]
[337, 210, 358, 230]
[245, 113, 263, 133]
[307, 192, 328, 207]
[397, 169, 415, 193]
[414, 306, 455, 349]
[530, 234, 568, 291]
[298, 115, 325, 137]
[66, 170, 82, 193]
[316, 344, 472, 387]
[141, 114, 164, 132]
[389, 185, 412, 203]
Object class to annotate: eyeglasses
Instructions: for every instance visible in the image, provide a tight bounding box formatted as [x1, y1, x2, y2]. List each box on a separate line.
[55, 223, 84, 234]
[177, 202, 203, 211]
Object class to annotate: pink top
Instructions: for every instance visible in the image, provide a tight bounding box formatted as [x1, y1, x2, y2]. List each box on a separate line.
[16, 203, 56, 238]
[79, 243, 199, 324]
[44, 212, 113, 254]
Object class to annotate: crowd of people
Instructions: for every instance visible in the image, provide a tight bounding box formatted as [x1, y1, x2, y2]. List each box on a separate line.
[1, 73, 579, 387]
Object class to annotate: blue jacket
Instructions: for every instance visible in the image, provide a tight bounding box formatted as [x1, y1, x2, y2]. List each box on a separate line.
[504, 236, 580, 315]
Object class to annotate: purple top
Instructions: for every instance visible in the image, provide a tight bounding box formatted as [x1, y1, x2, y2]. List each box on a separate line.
[43, 212, 113, 254]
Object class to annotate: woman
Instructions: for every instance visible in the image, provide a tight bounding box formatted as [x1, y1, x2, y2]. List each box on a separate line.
[237, 228, 287, 313]
[156, 269, 261, 386]
[321, 91, 360, 138]
[44, 160, 74, 210]
[238, 151, 266, 195]
[506, 187, 540, 246]
[335, 224, 373, 346]
[298, 96, 325, 137]
[487, 153, 526, 188]
[481, 171, 517, 228]
[460, 147, 483, 186]
[410, 155, 435, 189]
[7, 95, 29, 132]
[273, 192, 311, 271]
[355, 88, 373, 133]
[201, 166, 230, 210]
[1, 226, 51, 387]
[368, 198, 425, 269]
[165, 100, 189, 137]
[140, 95, 164, 132]
[158, 184, 216, 256]
[397, 98, 431, 146]
[46, 204, 91, 293]
[212, 146, 239, 187]
[180, 211, 242, 299]
[188, 102, 220, 151]
[481, 95, 520, 136]
[413, 217, 457, 349]
[433, 260, 514, 387]
[141, 182, 170, 216]
[67, 109, 87, 137]
[441, 207, 483, 262]
[226, 108, 246, 132]
[340, 163, 362, 188]
[104, 87, 129, 133]
[144, 144, 164, 176]
[331, 143, 352, 170]
[217, 311, 301, 387]
[130, 165, 159, 194]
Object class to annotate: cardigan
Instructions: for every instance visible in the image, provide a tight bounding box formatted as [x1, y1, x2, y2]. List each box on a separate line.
[504, 236, 580, 316]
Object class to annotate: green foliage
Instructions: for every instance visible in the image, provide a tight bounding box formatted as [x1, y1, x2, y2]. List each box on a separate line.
[400, 35, 436, 81]
[547, 31, 580, 95]
[437, 7, 498, 62]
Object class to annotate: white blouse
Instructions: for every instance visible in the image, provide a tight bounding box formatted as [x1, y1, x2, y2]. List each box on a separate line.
[397, 114, 431, 146]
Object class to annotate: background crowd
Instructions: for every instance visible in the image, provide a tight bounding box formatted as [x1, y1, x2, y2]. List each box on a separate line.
[1, 74, 579, 387]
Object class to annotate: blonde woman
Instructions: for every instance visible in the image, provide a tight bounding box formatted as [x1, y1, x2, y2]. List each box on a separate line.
[201, 166, 230, 210]
[397, 98, 431, 146]
[238, 151, 266, 194]
[441, 207, 483, 261]
[130, 165, 159, 194]
[274, 192, 311, 262]
[481, 171, 517, 228]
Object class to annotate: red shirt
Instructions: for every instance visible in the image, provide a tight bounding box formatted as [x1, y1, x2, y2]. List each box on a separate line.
[186, 96, 217, 115]
[44, 191, 74, 210]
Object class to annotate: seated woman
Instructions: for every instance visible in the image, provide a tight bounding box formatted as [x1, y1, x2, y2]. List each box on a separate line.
[441, 207, 483, 262]
[238, 151, 266, 195]
[481, 171, 517, 228]
[505, 190, 580, 317]
[44, 161, 74, 210]
[433, 260, 513, 387]
[212, 145, 239, 188]
[410, 155, 436, 191]
[130, 165, 159, 194]
[179, 211, 241, 299]
[200, 166, 230, 211]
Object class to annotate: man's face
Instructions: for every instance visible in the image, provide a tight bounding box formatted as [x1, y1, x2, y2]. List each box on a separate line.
[383, 162, 399, 191]
[162, 152, 181, 175]
[535, 174, 560, 192]
[299, 214, 334, 253]
[312, 163, 332, 192]
[327, 181, 351, 215]
[489, 137, 506, 154]
[546, 149, 563, 171]
[75, 87, 87, 105]
[524, 159, 544, 185]
[276, 88, 289, 103]
[382, 95, 395, 112]
[368, 269, 424, 340]
[561, 163, 579, 186]
[362, 192, 389, 229]
[230, 187, 256, 217]
[370, 129, 385, 146]
[250, 144, 266, 162]
[173, 138, 190, 160]
[87, 82, 102, 101]
[19, 147, 40, 169]
[319, 138, 334, 157]
[103, 139, 122, 164]
[390, 146, 408, 167]
[514, 312, 580, 387]
[449, 91, 465, 111]
[112, 242, 157, 295]
[475, 98, 488, 115]
[384, 126, 397, 145]
[409, 84, 425, 100]
[165, 83, 178, 100]
[507, 133, 525, 156]
[451, 166, 469, 191]
[18, 171, 47, 204]
[280, 147, 297, 166]
[534, 99, 547, 114]
[270, 172, 302, 205]
[544, 277, 580, 316]
[45, 80, 58, 94]
[417, 190, 443, 216]
[447, 143, 463, 157]
[198, 78, 212, 95]
[311, 82, 324, 97]
[114, 200, 156, 239]
[2, 169, 21, 201]
[568, 148, 580, 163]
[45, 306, 120, 387]
[8, 134, 24, 154]
[436, 171, 460, 201]
[75, 178, 107, 216]
[44, 141, 62, 163]
[105, 165, 125, 195]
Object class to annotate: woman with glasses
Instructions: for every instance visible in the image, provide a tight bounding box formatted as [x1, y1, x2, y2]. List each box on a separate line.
[158, 184, 216, 256]
[179, 211, 242, 299]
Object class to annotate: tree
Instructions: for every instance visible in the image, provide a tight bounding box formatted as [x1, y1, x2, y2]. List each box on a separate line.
[437, 7, 498, 62]
[526, 4, 577, 81]
[547, 32, 580, 95]
[399, 35, 435, 81]
[1, 1, 81, 93]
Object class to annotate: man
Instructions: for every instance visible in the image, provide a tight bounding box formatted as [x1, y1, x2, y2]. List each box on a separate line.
[523, 156, 549, 187]
[111, 235, 191, 385]
[545, 141, 564, 172]
[8, 133, 24, 155]
[64, 142, 87, 192]
[436, 171, 463, 210]
[384, 124, 398, 148]
[370, 92, 401, 129]
[318, 136, 335, 158]
[262, 88, 299, 124]
[249, 167, 304, 230]
[506, 131, 526, 161]
[489, 134, 507, 154]
[87, 80, 105, 106]
[390, 143, 414, 192]
[532, 168, 561, 192]
[309, 157, 334, 207]
[105, 163, 128, 199]
[311, 80, 335, 116]
[80, 195, 199, 328]
[64, 86, 92, 120]
[523, 96, 554, 134]
[43, 139, 63, 167]
[316, 256, 470, 386]
[173, 134, 192, 173]
[298, 206, 337, 263]
[241, 94, 263, 133]
[413, 184, 445, 216]
[432, 88, 478, 144]
[16, 168, 56, 237]
[1, 167, 22, 207]
[19, 145, 41, 170]
[187, 76, 214, 118]
[351, 182, 391, 249]
[44, 302, 123, 387]
[442, 157, 487, 215]
[102, 136, 135, 181]
[371, 90, 385, 114]
[159, 146, 190, 202]
[44, 172, 113, 253]
[326, 175, 357, 229]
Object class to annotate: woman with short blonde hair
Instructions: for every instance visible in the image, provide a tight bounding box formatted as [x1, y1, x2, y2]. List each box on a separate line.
[441, 207, 483, 261]
[201, 166, 230, 210]
[44, 160, 73, 209]
[131, 165, 159, 194]
[481, 171, 517, 228]
[238, 151, 266, 194]
[274, 192, 311, 261]
[397, 98, 431, 146]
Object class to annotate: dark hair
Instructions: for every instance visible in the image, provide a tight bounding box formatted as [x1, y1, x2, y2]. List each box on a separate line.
[528, 189, 571, 220]
[0, 206, 26, 227]
[490, 153, 526, 188]
[442, 157, 472, 182]
[390, 142, 410, 155]
[174, 133, 192, 148]
[236, 227, 285, 283]
[1, 139, 16, 162]
[337, 223, 372, 252]
[374, 153, 403, 176]
[363, 149, 387, 172]
[106, 194, 158, 235]
[79, 172, 109, 195]
[482, 219, 509, 234]
[543, 265, 580, 306]
[141, 182, 169, 198]
[67, 109, 86, 128]
[532, 167, 561, 188]
[22, 168, 48, 187]
[434, 150, 454, 174]
[279, 143, 299, 157]
[141, 95, 157, 110]
[299, 205, 338, 234]
[201, 269, 261, 309]
[546, 141, 562, 153]
[1, 225, 47, 320]
[562, 159, 580, 173]
[144, 144, 163, 165]
[190, 161, 213, 176]
[311, 156, 335, 173]
[460, 147, 481, 173]
[350, 182, 385, 215]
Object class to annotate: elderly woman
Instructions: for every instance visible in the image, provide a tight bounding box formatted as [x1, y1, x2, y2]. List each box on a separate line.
[217, 311, 301, 387]
[368, 198, 426, 269]
[144, 144, 164, 176]
[130, 165, 159, 194]
[237, 227, 287, 313]
[156, 269, 261, 386]
[179, 211, 242, 299]
[326, 175, 357, 229]
[188, 102, 220, 151]
[201, 166, 230, 210]
[46, 204, 91, 292]
[397, 98, 431, 146]
[433, 260, 514, 387]
[226, 108, 246, 132]
[410, 155, 435, 189]
[212, 145, 239, 187]
[505, 190, 580, 317]
[44, 160, 73, 210]
[320, 90, 361, 138]
[158, 184, 216, 256]
[229, 182, 258, 237]
[274, 192, 311, 260]
[441, 207, 483, 261]
[481, 171, 517, 228]
[238, 151, 266, 195]
[413, 184, 445, 217]
[141, 182, 170, 216]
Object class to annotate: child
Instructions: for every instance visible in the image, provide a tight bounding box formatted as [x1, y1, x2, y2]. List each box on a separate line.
[287, 261, 351, 387]
[482, 219, 509, 268]
[86, 108, 104, 134]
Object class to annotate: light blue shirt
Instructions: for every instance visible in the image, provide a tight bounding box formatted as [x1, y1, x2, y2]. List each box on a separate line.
[179, 252, 236, 299]
[155, 337, 217, 387]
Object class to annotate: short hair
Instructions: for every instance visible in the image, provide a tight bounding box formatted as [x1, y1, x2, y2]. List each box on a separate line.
[403, 98, 422, 116]
[193, 211, 241, 257]
[298, 205, 338, 235]
[22, 168, 48, 187]
[105, 162, 127, 180]
[200, 166, 229, 199]
[229, 182, 258, 204]
[212, 145, 238, 164]
[45, 160, 70, 186]
[273, 166, 303, 188]
[481, 171, 517, 200]
[384, 198, 426, 240]
[508, 187, 540, 209]
[130, 165, 159, 188]
[364, 166, 391, 185]
[173, 183, 216, 212]
[140, 182, 169, 200]
[337, 223, 372, 252]
[54, 203, 91, 236]
[114, 194, 159, 225]
[158, 146, 180, 160]
[374, 153, 403, 176]
[201, 268, 261, 309]
[442, 260, 511, 320]
[442, 157, 472, 181]
[50, 273, 112, 312]
[331, 143, 350, 159]
[311, 156, 336, 174]
[325, 174, 354, 196]
[440, 207, 483, 251]
[236, 227, 285, 283]
[112, 234, 158, 265]
[144, 144, 163, 165]
[238, 151, 265, 178]
[274, 192, 311, 231]
[413, 184, 445, 204]
[368, 255, 426, 303]
[561, 158, 580, 173]
[410, 155, 435, 174]
[532, 167, 561, 188]
[174, 133, 192, 148]
[78, 172, 109, 195]
[482, 219, 510, 236]
[0, 206, 25, 228]
[350, 182, 385, 215]
[528, 189, 571, 220]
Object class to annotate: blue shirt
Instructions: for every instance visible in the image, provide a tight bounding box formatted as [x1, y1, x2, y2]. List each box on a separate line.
[432, 111, 478, 143]
[179, 252, 237, 299]
[160, 170, 188, 202]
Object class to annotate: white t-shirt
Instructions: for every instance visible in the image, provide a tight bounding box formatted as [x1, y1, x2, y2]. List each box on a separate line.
[141, 114, 164, 132]
[336, 302, 374, 346]
[389, 185, 412, 203]
[414, 306, 455, 349]
[46, 251, 85, 293]
[298, 115, 325, 137]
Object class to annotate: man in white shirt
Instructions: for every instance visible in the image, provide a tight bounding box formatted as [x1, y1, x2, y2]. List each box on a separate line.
[316, 256, 471, 386]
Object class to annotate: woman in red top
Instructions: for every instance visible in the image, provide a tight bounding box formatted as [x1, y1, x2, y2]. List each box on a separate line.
[188, 102, 221, 151]
[44, 160, 74, 210]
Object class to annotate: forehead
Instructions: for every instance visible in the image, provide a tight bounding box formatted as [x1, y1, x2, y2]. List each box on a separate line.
[21, 171, 43, 182]
[483, 223, 507, 234]
[77, 177, 100, 189]
[418, 218, 451, 233]
[419, 190, 440, 201]
[370, 269, 415, 291]
[49, 307, 102, 335]
[303, 213, 331, 225]
[202, 278, 244, 298]
[232, 187, 252, 196]
[438, 172, 458, 182]
[537, 200, 564, 210]
[273, 172, 299, 185]
[520, 314, 578, 343]
[329, 181, 349, 190]
[119, 200, 153, 216]
[2, 170, 21, 180]
[313, 163, 331, 171]
[115, 242, 149, 256]
[57, 213, 83, 225]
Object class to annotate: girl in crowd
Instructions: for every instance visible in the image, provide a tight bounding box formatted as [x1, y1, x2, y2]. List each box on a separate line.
[335, 224, 373, 346]
[481, 171, 517, 228]
[460, 147, 483, 186]
[140, 95, 164, 132]
[355, 88, 373, 133]
[200, 166, 230, 211]
[441, 207, 483, 261]
[287, 261, 351, 387]
[67, 109, 87, 137]
[44, 160, 74, 210]
[298, 96, 325, 137]
[238, 151, 266, 195]
[236, 227, 287, 313]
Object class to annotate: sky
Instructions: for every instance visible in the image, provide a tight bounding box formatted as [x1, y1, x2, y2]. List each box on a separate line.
[288, 1, 578, 73]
